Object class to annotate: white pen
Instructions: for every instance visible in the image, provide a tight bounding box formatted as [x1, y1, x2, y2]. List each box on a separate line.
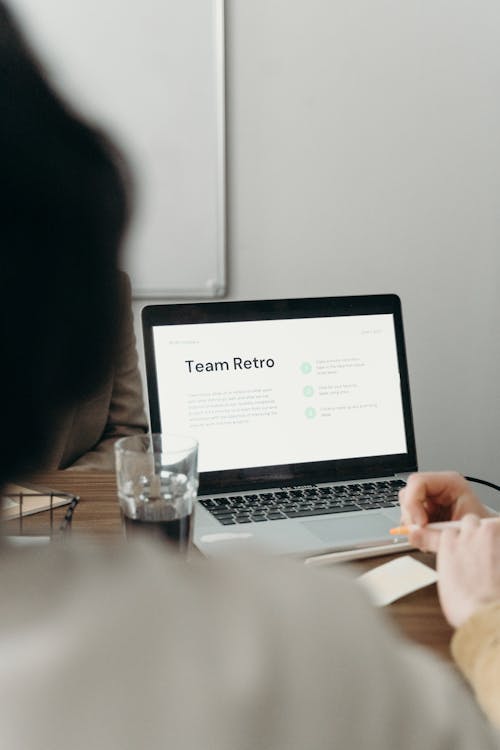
[390, 516, 499, 536]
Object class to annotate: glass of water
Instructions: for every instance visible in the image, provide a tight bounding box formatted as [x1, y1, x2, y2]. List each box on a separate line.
[114, 434, 198, 554]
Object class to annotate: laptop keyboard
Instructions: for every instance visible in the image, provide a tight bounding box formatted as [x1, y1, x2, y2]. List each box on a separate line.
[199, 479, 405, 526]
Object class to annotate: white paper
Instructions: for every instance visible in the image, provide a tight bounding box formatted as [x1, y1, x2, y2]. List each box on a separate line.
[357, 555, 438, 607]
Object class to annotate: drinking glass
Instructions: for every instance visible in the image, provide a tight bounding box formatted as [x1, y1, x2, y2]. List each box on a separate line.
[114, 434, 198, 553]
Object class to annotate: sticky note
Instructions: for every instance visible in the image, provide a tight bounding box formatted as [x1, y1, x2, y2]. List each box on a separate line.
[357, 555, 438, 607]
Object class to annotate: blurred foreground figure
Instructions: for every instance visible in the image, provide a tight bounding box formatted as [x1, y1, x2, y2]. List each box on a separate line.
[0, 4, 499, 748]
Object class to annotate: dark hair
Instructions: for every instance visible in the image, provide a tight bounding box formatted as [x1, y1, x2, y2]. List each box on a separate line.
[0, 3, 131, 482]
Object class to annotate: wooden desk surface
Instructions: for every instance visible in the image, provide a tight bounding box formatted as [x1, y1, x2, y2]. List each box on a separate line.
[19, 471, 453, 661]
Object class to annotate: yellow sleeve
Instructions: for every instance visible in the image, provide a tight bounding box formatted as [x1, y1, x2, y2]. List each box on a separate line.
[451, 601, 500, 728]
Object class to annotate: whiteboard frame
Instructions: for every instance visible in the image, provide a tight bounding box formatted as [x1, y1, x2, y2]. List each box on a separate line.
[131, 0, 226, 301]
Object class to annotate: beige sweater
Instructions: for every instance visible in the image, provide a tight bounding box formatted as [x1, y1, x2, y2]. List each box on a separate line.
[452, 602, 500, 728]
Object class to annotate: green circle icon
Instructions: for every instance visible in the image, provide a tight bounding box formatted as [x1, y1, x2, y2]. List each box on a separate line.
[303, 385, 314, 397]
[300, 362, 312, 374]
[305, 407, 316, 419]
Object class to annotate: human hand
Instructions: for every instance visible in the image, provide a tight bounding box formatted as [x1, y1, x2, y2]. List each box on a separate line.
[399, 472, 493, 552]
[436, 515, 500, 628]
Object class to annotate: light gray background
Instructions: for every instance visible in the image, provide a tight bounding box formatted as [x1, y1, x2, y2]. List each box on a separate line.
[136, 0, 500, 506]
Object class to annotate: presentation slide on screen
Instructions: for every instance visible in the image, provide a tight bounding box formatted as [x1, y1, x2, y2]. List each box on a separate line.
[153, 314, 407, 472]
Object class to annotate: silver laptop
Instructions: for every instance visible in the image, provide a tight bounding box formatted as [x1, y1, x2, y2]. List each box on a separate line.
[142, 294, 417, 557]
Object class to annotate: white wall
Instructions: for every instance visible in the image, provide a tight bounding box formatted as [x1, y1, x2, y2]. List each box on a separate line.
[134, 0, 500, 492]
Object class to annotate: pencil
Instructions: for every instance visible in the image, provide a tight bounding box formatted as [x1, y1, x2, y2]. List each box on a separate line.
[390, 517, 499, 536]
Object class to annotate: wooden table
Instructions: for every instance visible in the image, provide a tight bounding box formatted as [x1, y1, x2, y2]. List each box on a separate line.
[17, 471, 454, 661]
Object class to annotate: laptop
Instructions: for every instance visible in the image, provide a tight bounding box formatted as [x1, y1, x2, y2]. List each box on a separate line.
[142, 294, 417, 558]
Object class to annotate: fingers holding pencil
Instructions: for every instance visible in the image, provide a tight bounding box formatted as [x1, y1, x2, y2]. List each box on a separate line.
[409, 523, 448, 553]
[398, 472, 492, 552]
[398, 472, 458, 527]
[412, 513, 483, 553]
[390, 514, 497, 554]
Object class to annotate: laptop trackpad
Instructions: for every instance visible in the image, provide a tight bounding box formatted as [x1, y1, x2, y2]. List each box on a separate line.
[302, 514, 391, 545]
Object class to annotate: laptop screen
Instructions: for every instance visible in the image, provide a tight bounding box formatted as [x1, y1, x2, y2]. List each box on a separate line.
[143, 295, 417, 491]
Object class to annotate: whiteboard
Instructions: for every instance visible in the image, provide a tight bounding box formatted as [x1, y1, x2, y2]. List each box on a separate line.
[10, 0, 226, 298]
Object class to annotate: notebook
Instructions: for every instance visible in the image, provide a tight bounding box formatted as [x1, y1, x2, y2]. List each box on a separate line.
[142, 294, 417, 557]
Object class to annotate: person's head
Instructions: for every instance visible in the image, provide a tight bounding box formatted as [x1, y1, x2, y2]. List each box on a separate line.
[0, 3, 131, 484]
